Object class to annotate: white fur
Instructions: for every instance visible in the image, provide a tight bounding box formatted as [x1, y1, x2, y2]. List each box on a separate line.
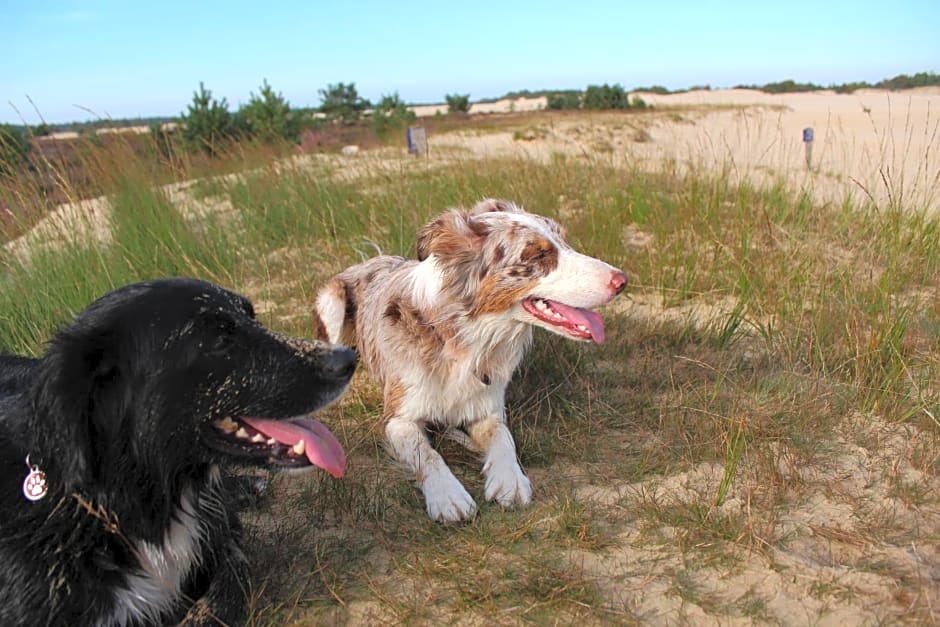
[315, 287, 347, 345]
[107, 469, 219, 626]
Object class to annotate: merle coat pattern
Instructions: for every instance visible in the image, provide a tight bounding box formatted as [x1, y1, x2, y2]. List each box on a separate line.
[315, 200, 626, 522]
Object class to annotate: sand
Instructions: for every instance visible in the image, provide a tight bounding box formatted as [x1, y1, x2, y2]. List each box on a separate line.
[423, 89, 940, 215]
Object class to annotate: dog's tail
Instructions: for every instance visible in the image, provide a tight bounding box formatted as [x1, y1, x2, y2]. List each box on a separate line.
[314, 278, 356, 346]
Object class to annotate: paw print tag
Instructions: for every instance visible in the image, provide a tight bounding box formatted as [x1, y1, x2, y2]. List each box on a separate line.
[23, 456, 48, 502]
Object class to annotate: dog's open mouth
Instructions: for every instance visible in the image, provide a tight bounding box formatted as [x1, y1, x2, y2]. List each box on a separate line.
[209, 416, 346, 477]
[522, 297, 606, 343]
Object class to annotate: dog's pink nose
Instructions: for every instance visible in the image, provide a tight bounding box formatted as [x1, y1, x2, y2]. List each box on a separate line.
[609, 270, 627, 295]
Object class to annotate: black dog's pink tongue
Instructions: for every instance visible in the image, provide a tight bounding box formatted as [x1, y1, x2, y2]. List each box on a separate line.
[242, 417, 346, 478]
[548, 300, 606, 344]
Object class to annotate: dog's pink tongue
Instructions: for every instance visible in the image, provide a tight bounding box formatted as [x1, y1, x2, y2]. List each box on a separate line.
[548, 300, 606, 344]
[242, 417, 346, 478]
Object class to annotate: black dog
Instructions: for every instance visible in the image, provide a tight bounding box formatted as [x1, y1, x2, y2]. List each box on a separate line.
[0, 278, 356, 626]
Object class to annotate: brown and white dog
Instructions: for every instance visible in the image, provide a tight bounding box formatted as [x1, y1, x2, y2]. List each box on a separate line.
[315, 200, 627, 522]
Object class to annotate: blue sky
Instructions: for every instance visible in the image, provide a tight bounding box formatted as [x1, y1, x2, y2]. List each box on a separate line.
[2, 0, 938, 124]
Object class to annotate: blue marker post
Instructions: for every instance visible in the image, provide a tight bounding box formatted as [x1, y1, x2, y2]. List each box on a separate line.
[802, 127, 814, 170]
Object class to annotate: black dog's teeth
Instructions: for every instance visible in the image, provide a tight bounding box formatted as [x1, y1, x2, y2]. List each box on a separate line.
[215, 417, 238, 433]
[212, 417, 306, 455]
[213, 418, 278, 446]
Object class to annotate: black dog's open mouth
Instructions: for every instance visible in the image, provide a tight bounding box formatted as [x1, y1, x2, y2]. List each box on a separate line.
[207, 416, 346, 477]
[522, 297, 606, 343]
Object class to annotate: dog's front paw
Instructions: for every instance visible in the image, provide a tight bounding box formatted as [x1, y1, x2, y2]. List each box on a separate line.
[483, 460, 532, 508]
[423, 472, 477, 522]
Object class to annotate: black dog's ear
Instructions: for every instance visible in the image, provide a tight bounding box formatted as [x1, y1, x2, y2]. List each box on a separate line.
[416, 210, 489, 262]
[28, 330, 123, 491]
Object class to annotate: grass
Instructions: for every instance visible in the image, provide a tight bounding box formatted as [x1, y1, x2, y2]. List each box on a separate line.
[2, 109, 939, 624]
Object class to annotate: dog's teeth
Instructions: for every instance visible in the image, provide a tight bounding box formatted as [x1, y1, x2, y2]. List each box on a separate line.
[266, 437, 277, 446]
[535, 300, 548, 311]
[292, 440, 306, 456]
[577, 324, 588, 331]
[214, 417, 239, 433]
[251, 433, 266, 443]
[235, 427, 250, 439]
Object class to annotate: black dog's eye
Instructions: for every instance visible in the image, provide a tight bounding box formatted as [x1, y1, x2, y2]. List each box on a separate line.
[199, 313, 239, 354]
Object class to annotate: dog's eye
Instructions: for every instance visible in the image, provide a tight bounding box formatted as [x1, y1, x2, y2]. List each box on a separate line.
[199, 314, 239, 354]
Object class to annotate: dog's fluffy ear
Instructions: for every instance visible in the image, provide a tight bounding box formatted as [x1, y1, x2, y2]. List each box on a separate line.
[29, 329, 125, 490]
[470, 198, 524, 215]
[416, 210, 489, 262]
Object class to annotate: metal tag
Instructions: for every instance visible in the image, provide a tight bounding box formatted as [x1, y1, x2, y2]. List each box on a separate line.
[23, 458, 48, 502]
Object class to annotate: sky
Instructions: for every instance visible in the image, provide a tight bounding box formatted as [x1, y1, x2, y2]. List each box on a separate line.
[2, 0, 938, 125]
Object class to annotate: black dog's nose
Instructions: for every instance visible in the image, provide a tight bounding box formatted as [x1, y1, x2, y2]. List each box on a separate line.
[325, 347, 357, 380]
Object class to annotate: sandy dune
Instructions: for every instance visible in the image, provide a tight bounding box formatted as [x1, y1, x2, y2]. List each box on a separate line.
[634, 88, 940, 213]
[426, 89, 940, 214]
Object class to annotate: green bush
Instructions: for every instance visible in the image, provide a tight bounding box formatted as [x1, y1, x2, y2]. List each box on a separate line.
[238, 80, 299, 143]
[180, 82, 234, 155]
[582, 83, 631, 110]
[633, 85, 671, 95]
[319, 82, 370, 125]
[445, 93, 471, 115]
[0, 124, 31, 174]
[372, 92, 416, 137]
[875, 71, 940, 90]
[547, 91, 582, 110]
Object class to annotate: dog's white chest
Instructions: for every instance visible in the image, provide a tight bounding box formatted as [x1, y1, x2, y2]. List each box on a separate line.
[107, 489, 204, 626]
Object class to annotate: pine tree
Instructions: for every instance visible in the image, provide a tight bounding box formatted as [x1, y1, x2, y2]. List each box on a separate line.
[181, 82, 233, 155]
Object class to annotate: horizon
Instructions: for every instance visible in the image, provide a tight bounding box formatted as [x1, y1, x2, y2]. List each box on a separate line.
[3, 0, 938, 125]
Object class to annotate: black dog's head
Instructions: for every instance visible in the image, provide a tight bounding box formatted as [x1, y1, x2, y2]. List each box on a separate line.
[26, 277, 356, 496]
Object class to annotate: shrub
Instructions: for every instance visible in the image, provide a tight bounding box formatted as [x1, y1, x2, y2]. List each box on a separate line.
[0, 124, 31, 174]
[372, 92, 416, 137]
[238, 79, 299, 143]
[180, 82, 234, 155]
[875, 71, 940, 90]
[633, 85, 671, 95]
[547, 91, 582, 110]
[583, 83, 631, 110]
[319, 82, 370, 125]
[445, 93, 471, 115]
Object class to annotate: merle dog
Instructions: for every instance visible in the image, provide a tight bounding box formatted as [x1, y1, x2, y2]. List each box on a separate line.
[0, 278, 356, 626]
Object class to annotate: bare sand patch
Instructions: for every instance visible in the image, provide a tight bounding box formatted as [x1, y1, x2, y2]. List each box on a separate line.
[568, 412, 940, 625]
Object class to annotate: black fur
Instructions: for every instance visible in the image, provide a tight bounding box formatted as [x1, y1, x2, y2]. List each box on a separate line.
[0, 278, 356, 626]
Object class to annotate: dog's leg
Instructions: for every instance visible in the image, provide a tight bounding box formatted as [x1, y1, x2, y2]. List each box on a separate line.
[181, 522, 251, 626]
[467, 413, 532, 508]
[386, 418, 478, 522]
